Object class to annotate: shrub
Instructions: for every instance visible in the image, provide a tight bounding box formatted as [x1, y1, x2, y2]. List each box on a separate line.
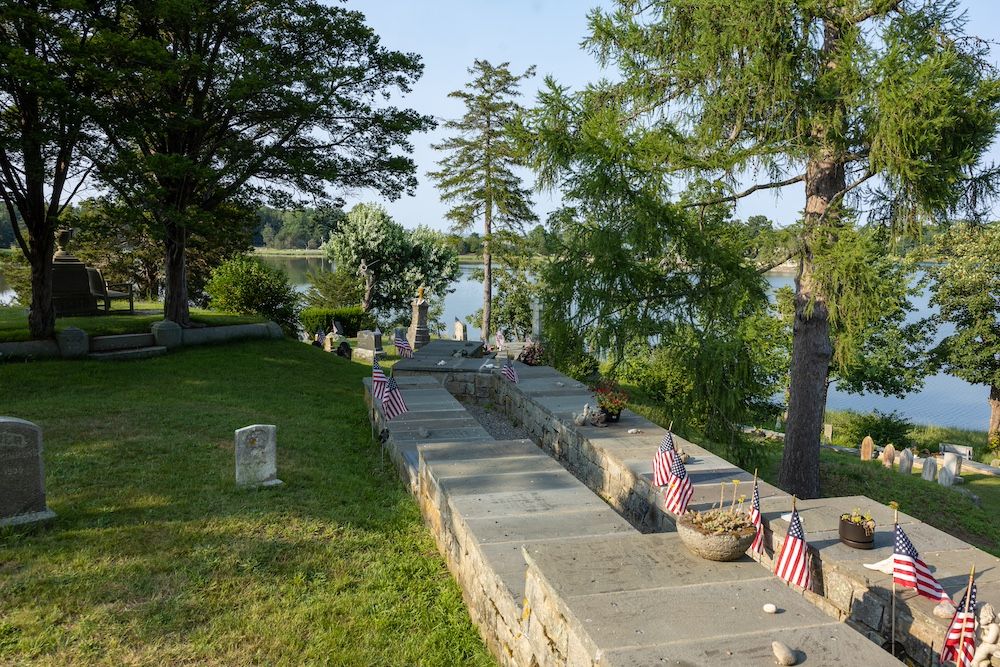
[300, 306, 376, 337]
[516, 340, 545, 366]
[205, 256, 300, 334]
[839, 409, 915, 450]
[558, 352, 599, 382]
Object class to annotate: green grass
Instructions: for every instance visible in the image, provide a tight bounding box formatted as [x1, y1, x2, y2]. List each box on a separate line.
[0, 303, 266, 343]
[0, 340, 495, 666]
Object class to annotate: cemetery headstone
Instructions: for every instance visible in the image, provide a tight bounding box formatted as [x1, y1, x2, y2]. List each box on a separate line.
[938, 466, 955, 487]
[234, 424, 282, 488]
[823, 423, 833, 442]
[860, 435, 874, 461]
[333, 320, 345, 336]
[941, 443, 974, 461]
[897, 448, 914, 476]
[407, 291, 430, 350]
[942, 452, 962, 478]
[0, 417, 57, 527]
[921, 457, 938, 481]
[323, 332, 338, 353]
[454, 318, 467, 341]
[351, 329, 383, 363]
[881, 443, 896, 468]
[531, 299, 542, 340]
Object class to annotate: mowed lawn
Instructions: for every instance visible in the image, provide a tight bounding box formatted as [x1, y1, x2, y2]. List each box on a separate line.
[0, 340, 494, 666]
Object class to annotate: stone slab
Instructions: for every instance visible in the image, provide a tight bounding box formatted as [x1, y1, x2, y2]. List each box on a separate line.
[392, 427, 492, 444]
[463, 508, 633, 545]
[436, 470, 590, 497]
[428, 455, 563, 478]
[419, 439, 542, 463]
[447, 486, 611, 519]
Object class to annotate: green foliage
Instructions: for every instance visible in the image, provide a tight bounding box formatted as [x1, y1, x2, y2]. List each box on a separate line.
[303, 267, 364, 309]
[0, 250, 30, 306]
[325, 203, 459, 317]
[299, 306, 375, 338]
[838, 409, 916, 451]
[256, 207, 344, 250]
[205, 257, 300, 334]
[557, 352, 600, 383]
[465, 263, 536, 339]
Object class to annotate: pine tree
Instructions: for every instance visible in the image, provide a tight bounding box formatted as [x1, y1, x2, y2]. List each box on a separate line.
[429, 60, 537, 344]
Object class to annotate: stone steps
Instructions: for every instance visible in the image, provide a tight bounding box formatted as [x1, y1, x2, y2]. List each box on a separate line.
[87, 346, 167, 361]
[89, 333, 156, 352]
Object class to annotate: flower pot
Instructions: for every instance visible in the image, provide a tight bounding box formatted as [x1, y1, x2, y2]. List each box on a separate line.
[600, 407, 622, 422]
[839, 518, 875, 549]
[676, 513, 756, 561]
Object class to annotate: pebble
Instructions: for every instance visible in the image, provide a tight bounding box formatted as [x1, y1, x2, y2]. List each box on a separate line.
[627, 428, 642, 434]
[763, 603, 777, 614]
[436, 360, 446, 366]
[772, 640, 797, 666]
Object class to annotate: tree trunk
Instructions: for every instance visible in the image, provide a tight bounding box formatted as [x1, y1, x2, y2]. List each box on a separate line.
[482, 202, 492, 344]
[989, 384, 1000, 445]
[163, 223, 191, 325]
[27, 229, 56, 339]
[778, 150, 844, 499]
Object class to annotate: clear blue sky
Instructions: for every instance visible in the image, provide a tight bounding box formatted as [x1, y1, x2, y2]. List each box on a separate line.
[345, 0, 1000, 231]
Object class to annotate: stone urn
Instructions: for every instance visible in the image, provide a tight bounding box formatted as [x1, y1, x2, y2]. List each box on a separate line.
[676, 512, 756, 561]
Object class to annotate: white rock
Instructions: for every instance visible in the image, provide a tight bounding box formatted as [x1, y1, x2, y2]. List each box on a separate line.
[763, 603, 777, 614]
[934, 601, 957, 618]
[772, 640, 797, 666]
[627, 428, 642, 434]
[436, 360, 447, 366]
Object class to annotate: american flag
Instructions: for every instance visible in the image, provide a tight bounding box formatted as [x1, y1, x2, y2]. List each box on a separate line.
[495, 331, 505, 350]
[371, 359, 388, 402]
[941, 581, 977, 667]
[394, 332, 412, 358]
[893, 523, 951, 602]
[749, 479, 763, 554]
[501, 360, 518, 383]
[774, 508, 811, 589]
[663, 454, 693, 515]
[381, 376, 408, 420]
[652, 431, 677, 487]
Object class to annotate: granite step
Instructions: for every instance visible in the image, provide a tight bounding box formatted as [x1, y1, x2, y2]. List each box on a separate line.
[87, 346, 167, 361]
[89, 333, 156, 352]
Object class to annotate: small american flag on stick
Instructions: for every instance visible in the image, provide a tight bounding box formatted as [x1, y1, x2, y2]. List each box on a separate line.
[941, 573, 977, 667]
[501, 360, 518, 383]
[381, 376, 408, 420]
[371, 359, 388, 402]
[394, 332, 413, 358]
[652, 431, 677, 487]
[774, 505, 811, 589]
[663, 454, 693, 515]
[749, 477, 763, 554]
[893, 523, 951, 602]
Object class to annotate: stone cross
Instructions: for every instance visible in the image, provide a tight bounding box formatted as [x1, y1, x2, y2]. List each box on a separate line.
[0, 417, 57, 527]
[897, 448, 914, 476]
[235, 424, 282, 488]
[454, 318, 467, 341]
[938, 466, 955, 487]
[881, 443, 896, 468]
[860, 435, 874, 461]
[921, 456, 938, 481]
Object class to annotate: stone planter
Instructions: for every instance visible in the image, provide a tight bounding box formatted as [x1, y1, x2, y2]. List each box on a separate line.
[676, 513, 756, 561]
[839, 518, 875, 549]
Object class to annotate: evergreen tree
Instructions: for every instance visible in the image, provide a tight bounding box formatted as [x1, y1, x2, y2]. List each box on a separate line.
[524, 0, 1000, 498]
[429, 60, 537, 344]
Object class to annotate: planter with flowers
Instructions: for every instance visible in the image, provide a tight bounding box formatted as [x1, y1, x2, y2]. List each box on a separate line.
[839, 508, 876, 549]
[676, 481, 756, 561]
[591, 380, 628, 423]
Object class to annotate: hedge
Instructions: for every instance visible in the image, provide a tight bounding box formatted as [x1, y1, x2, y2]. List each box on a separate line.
[300, 306, 376, 337]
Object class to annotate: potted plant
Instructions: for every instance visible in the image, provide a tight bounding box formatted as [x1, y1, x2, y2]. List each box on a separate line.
[591, 379, 628, 422]
[839, 508, 876, 549]
[676, 481, 756, 561]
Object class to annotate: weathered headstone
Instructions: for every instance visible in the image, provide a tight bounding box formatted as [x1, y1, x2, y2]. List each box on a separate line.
[938, 466, 955, 487]
[234, 424, 282, 488]
[0, 417, 57, 527]
[531, 299, 542, 340]
[897, 448, 914, 476]
[323, 332, 339, 353]
[921, 456, 938, 481]
[942, 452, 962, 478]
[823, 423, 833, 442]
[332, 320, 345, 336]
[453, 318, 467, 341]
[881, 443, 896, 468]
[407, 293, 430, 350]
[351, 329, 383, 363]
[941, 443, 974, 461]
[860, 435, 875, 461]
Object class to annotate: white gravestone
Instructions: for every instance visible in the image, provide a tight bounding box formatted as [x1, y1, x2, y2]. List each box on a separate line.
[860, 435, 875, 461]
[453, 318, 467, 341]
[921, 457, 938, 481]
[0, 417, 57, 527]
[235, 424, 282, 488]
[942, 452, 963, 478]
[938, 466, 955, 487]
[897, 448, 914, 476]
[881, 443, 896, 469]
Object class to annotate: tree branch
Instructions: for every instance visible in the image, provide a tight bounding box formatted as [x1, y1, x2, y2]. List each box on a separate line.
[682, 173, 805, 208]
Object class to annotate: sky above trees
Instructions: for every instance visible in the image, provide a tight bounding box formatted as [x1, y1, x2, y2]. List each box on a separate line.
[348, 0, 1000, 231]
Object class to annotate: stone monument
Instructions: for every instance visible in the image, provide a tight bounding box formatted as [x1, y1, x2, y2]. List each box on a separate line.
[454, 318, 467, 342]
[235, 424, 282, 488]
[531, 299, 543, 340]
[0, 417, 57, 527]
[897, 448, 914, 476]
[942, 452, 963, 478]
[921, 456, 938, 481]
[881, 443, 896, 468]
[407, 286, 431, 351]
[860, 435, 874, 461]
[351, 329, 383, 363]
[938, 466, 955, 487]
[823, 423, 833, 442]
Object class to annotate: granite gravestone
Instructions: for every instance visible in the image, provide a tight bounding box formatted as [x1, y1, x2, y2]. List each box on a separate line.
[881, 443, 896, 468]
[860, 436, 875, 461]
[351, 329, 383, 363]
[921, 456, 938, 481]
[942, 452, 963, 478]
[0, 417, 57, 527]
[235, 424, 282, 488]
[938, 466, 955, 487]
[897, 448, 914, 476]
[454, 318, 467, 342]
[531, 300, 542, 340]
[407, 292, 430, 350]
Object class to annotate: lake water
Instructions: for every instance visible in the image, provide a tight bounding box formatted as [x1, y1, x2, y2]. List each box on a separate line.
[0, 254, 988, 431]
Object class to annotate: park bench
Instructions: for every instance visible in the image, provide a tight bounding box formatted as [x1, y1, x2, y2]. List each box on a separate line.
[87, 268, 134, 314]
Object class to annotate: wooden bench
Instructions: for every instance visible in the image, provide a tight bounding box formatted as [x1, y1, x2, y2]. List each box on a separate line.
[87, 268, 134, 314]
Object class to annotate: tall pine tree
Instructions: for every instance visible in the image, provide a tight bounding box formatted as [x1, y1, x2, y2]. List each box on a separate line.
[429, 60, 537, 343]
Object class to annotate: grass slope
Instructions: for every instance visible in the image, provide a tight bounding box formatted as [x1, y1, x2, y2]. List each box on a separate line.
[0, 340, 494, 666]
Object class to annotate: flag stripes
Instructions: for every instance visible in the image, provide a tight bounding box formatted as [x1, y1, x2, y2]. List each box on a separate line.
[394, 332, 413, 358]
[749, 479, 763, 554]
[652, 431, 676, 487]
[663, 454, 693, 515]
[774, 508, 811, 589]
[381, 376, 408, 420]
[941, 581, 977, 667]
[893, 524, 951, 602]
[371, 359, 388, 402]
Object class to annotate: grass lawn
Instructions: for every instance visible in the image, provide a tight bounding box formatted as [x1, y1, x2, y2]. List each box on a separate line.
[0, 340, 494, 666]
[0, 303, 266, 343]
